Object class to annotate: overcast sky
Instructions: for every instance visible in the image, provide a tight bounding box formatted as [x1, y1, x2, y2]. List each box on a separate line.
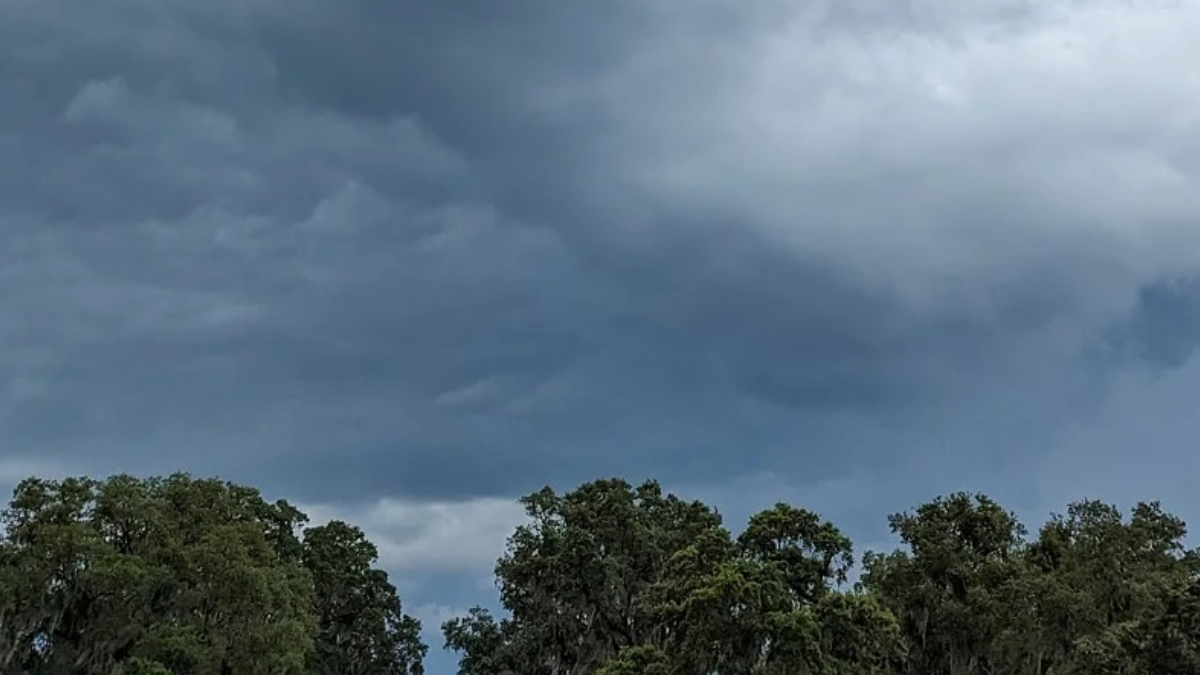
[4, 0, 1200, 671]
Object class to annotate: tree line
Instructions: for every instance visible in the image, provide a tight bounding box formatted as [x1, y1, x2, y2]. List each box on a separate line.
[1, 474, 1198, 674]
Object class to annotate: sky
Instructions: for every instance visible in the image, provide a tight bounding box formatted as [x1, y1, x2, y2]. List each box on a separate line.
[3, 0, 1200, 671]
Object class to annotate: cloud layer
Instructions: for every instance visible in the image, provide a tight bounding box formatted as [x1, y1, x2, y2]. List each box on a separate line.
[4, 1, 1200, 669]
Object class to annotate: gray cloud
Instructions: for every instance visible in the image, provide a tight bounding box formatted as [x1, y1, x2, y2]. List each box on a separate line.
[1105, 278, 1200, 368]
[1, 0, 1199, 563]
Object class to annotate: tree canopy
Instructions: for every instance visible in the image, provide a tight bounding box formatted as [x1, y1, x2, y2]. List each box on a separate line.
[2, 472, 1198, 675]
[0, 474, 425, 675]
[444, 480, 1200, 675]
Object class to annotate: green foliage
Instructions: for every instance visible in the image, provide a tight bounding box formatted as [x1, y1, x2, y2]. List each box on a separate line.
[303, 521, 427, 675]
[443, 479, 727, 674]
[444, 480, 909, 675]
[446, 481, 1200, 675]
[442, 607, 526, 675]
[0, 474, 426, 675]
[595, 645, 672, 675]
[4, 470, 1197, 675]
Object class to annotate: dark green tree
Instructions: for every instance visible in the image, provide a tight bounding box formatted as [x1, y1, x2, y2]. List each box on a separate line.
[302, 520, 426, 675]
[442, 478, 726, 674]
[446, 483, 905, 675]
[858, 492, 1025, 675]
[0, 474, 316, 674]
[442, 607, 529, 675]
[0, 473, 428, 675]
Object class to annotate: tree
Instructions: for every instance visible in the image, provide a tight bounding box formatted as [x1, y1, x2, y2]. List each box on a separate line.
[9, 470, 1200, 675]
[635, 505, 904, 674]
[859, 493, 1200, 675]
[636, 527, 803, 673]
[1139, 576, 1200, 673]
[1024, 500, 1200, 674]
[303, 520, 426, 675]
[0, 473, 428, 675]
[0, 474, 317, 674]
[442, 607, 529, 675]
[810, 591, 906, 674]
[447, 483, 905, 675]
[595, 645, 671, 675]
[860, 492, 1025, 675]
[737, 503, 855, 605]
[443, 478, 727, 674]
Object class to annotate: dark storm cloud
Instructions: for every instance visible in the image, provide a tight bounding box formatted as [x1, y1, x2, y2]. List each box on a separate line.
[1106, 277, 1200, 369]
[1, 0, 1199, 510]
[8, 7, 1200, 673]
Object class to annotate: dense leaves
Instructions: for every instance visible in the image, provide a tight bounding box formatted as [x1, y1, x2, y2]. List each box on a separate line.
[3, 472, 1197, 675]
[443, 479, 726, 674]
[440, 482, 906, 674]
[303, 521, 427, 675]
[0, 474, 424, 675]
[446, 481, 1200, 675]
